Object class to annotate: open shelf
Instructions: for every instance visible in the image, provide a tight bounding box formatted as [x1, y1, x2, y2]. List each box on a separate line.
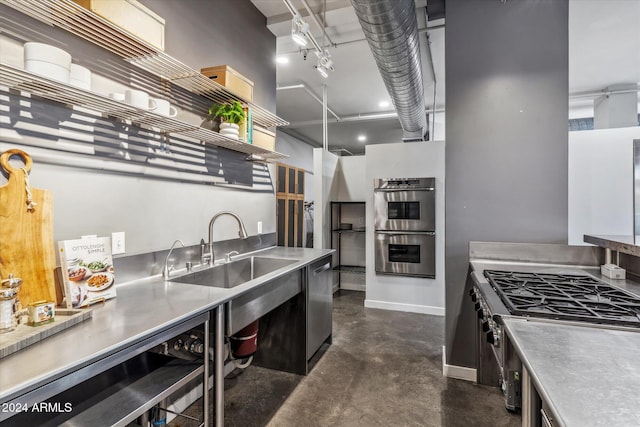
[3, 0, 288, 129]
[332, 229, 366, 233]
[6, 352, 205, 427]
[1, 64, 288, 162]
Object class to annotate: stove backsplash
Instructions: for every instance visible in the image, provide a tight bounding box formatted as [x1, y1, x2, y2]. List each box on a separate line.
[617, 252, 640, 279]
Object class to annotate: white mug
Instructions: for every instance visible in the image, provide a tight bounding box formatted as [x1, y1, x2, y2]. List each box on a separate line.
[125, 89, 157, 111]
[152, 98, 178, 117]
[108, 92, 125, 102]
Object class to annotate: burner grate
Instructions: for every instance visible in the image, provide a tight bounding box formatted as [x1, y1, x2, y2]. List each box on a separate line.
[483, 270, 640, 327]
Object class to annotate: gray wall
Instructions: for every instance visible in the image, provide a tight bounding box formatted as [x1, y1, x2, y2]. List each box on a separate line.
[138, 0, 275, 111]
[445, 0, 569, 367]
[0, 1, 278, 256]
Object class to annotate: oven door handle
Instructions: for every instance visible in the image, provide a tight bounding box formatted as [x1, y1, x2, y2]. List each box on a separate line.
[375, 231, 435, 235]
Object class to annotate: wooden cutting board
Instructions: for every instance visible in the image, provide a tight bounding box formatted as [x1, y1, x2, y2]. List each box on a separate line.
[0, 149, 57, 306]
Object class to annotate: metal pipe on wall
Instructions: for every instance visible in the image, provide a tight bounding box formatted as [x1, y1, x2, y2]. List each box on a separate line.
[277, 83, 341, 121]
[322, 84, 328, 151]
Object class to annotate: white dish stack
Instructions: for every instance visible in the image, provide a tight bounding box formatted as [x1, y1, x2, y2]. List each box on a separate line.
[24, 42, 72, 84]
[24, 42, 92, 91]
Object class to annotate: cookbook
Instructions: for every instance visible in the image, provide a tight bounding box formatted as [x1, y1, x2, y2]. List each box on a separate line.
[58, 237, 117, 308]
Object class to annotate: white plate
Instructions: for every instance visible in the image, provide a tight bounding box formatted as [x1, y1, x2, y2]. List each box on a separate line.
[86, 272, 114, 292]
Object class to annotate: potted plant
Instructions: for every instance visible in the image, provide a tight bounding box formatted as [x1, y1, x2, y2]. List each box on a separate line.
[208, 101, 245, 140]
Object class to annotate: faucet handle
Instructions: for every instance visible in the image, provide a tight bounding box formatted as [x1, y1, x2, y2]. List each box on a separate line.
[225, 251, 240, 263]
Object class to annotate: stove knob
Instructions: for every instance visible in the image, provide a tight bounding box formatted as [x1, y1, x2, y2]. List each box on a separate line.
[474, 302, 481, 311]
[477, 308, 484, 319]
[486, 331, 495, 345]
[470, 291, 477, 302]
[482, 321, 490, 332]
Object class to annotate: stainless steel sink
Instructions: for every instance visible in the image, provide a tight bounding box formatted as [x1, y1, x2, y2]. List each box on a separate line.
[172, 256, 298, 288]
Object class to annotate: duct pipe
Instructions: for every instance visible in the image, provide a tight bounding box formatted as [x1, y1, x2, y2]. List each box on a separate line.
[351, 0, 427, 141]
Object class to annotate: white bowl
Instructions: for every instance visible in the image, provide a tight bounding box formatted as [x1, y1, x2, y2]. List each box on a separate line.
[24, 42, 71, 68]
[25, 60, 70, 83]
[69, 64, 91, 90]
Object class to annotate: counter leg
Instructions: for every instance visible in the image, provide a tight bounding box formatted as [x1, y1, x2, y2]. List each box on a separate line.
[522, 367, 540, 427]
[203, 316, 210, 426]
[215, 305, 224, 427]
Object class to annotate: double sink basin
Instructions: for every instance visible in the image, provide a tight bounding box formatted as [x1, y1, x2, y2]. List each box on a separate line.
[172, 256, 298, 288]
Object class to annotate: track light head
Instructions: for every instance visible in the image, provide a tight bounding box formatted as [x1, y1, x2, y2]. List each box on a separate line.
[291, 14, 309, 46]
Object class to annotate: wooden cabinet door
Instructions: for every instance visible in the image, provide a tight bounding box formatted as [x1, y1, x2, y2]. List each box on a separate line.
[276, 163, 306, 247]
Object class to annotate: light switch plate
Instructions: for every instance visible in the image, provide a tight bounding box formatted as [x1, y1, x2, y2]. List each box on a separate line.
[112, 232, 126, 255]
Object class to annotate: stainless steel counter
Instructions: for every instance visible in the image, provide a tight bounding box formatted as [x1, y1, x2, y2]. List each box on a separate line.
[584, 234, 640, 258]
[469, 241, 640, 427]
[502, 317, 640, 427]
[0, 246, 333, 414]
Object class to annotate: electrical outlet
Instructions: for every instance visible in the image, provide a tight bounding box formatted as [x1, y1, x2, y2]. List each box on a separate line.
[257, 221, 263, 234]
[112, 232, 126, 255]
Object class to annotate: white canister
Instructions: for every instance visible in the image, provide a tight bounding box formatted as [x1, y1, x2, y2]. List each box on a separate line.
[151, 98, 178, 117]
[69, 64, 91, 91]
[125, 89, 157, 111]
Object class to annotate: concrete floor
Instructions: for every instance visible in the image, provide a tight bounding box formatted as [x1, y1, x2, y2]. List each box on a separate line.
[169, 290, 520, 427]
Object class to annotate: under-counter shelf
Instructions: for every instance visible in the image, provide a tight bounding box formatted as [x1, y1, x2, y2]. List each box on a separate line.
[1, 63, 288, 162]
[3, 0, 288, 129]
[333, 265, 366, 274]
[6, 352, 204, 427]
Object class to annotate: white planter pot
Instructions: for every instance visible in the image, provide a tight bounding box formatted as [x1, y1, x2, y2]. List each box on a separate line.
[219, 123, 240, 140]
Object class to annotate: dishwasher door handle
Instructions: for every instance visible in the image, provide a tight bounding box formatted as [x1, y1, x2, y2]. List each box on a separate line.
[313, 262, 331, 275]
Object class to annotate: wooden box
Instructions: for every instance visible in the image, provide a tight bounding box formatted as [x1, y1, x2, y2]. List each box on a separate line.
[201, 65, 254, 101]
[252, 126, 276, 151]
[73, 0, 165, 51]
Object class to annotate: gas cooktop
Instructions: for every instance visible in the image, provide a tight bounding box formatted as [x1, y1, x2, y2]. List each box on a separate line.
[483, 270, 640, 327]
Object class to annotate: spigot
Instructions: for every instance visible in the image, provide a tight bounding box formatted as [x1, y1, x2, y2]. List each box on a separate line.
[225, 251, 240, 263]
[163, 239, 185, 279]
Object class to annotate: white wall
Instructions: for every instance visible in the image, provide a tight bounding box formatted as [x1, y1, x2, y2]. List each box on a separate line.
[364, 141, 446, 316]
[336, 156, 366, 201]
[568, 127, 640, 244]
[313, 149, 339, 250]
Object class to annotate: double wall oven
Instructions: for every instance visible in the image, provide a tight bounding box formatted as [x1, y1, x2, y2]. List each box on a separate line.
[374, 177, 436, 278]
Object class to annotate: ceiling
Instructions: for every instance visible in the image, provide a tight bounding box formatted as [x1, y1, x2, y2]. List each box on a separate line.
[250, 0, 640, 154]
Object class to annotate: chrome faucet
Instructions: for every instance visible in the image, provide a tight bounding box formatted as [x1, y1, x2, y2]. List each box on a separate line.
[203, 211, 248, 265]
[163, 239, 185, 279]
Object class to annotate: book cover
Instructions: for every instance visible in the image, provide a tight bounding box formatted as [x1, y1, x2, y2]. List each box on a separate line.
[58, 237, 117, 308]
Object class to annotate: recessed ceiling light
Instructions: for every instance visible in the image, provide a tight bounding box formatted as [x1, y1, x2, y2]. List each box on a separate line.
[357, 134, 366, 142]
[276, 56, 289, 64]
[379, 100, 390, 108]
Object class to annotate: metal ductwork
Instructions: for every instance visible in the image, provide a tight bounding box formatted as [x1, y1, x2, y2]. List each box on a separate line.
[350, 0, 427, 141]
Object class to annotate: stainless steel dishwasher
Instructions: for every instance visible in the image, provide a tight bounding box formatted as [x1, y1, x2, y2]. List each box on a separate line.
[307, 255, 333, 360]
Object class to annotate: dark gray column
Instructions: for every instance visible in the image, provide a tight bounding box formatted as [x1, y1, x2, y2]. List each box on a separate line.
[445, 0, 569, 368]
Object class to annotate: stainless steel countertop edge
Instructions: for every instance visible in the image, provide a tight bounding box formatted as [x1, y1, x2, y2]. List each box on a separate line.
[500, 318, 567, 427]
[0, 246, 334, 404]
